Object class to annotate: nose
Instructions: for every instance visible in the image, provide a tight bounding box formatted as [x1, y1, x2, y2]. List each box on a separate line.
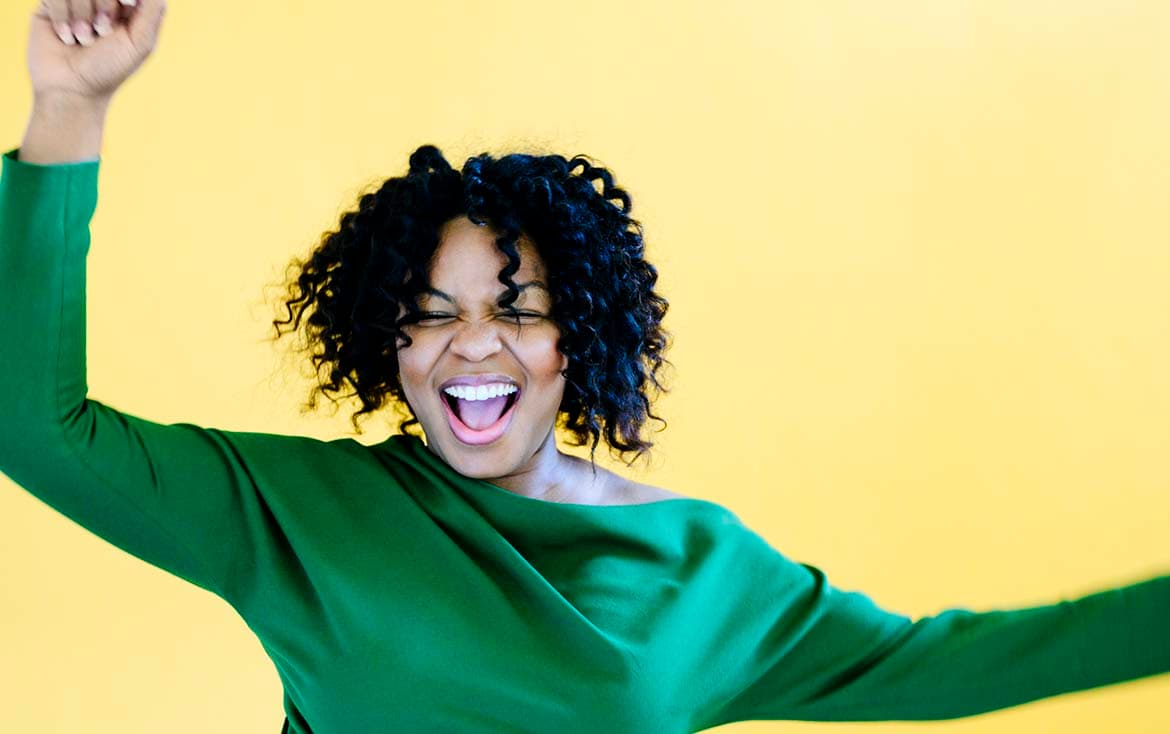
[448, 319, 505, 361]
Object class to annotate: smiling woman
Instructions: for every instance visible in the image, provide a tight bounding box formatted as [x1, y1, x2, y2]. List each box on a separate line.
[6, 3, 1170, 733]
[265, 145, 675, 501]
[388, 215, 579, 493]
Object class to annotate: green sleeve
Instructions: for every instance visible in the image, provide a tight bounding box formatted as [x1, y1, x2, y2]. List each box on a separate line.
[0, 146, 295, 602]
[701, 527, 1170, 726]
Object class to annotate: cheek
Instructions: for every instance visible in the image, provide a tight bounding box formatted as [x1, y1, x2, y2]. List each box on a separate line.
[519, 337, 568, 378]
[394, 341, 432, 401]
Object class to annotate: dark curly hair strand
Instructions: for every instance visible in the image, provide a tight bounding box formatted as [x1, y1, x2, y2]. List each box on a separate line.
[264, 144, 674, 472]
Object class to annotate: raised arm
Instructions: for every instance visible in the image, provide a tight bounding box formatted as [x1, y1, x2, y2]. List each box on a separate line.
[1, 0, 270, 602]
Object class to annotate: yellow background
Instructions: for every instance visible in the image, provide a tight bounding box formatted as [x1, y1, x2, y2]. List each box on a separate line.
[2, 1, 1169, 731]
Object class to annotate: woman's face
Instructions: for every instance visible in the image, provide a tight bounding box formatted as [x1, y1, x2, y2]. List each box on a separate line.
[395, 216, 569, 479]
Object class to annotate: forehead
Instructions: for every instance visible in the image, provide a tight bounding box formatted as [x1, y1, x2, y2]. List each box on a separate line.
[420, 217, 549, 302]
[433, 216, 543, 264]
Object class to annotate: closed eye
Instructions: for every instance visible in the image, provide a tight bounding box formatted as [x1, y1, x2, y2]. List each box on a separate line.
[414, 312, 544, 322]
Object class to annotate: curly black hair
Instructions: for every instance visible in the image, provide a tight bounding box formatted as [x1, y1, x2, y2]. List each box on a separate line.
[263, 144, 674, 471]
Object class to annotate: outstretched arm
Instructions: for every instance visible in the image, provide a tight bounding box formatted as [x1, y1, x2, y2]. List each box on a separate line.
[695, 526, 1169, 727]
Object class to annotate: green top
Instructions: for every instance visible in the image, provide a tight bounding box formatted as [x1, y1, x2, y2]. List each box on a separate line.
[1, 146, 1167, 733]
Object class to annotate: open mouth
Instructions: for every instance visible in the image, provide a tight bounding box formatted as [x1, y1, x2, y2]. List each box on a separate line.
[439, 389, 521, 445]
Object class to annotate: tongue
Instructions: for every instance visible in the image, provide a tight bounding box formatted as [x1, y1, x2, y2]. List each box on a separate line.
[456, 396, 509, 430]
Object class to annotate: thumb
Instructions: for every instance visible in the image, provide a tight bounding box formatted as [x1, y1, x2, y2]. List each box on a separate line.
[126, 0, 168, 52]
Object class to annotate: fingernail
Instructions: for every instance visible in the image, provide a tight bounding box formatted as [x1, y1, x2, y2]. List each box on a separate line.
[94, 13, 112, 36]
[55, 22, 75, 45]
[72, 20, 93, 46]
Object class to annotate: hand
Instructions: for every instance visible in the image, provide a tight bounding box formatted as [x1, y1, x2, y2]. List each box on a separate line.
[28, 0, 168, 104]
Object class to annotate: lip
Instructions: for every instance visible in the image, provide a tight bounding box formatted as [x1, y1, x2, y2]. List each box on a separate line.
[438, 373, 521, 391]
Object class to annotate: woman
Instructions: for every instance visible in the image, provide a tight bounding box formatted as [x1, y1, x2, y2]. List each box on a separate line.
[4, 2, 1168, 732]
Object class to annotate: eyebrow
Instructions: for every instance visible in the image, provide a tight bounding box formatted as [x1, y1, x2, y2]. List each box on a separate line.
[420, 280, 549, 305]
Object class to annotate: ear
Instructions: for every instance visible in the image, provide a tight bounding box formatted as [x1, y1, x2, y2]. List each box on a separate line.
[559, 351, 569, 375]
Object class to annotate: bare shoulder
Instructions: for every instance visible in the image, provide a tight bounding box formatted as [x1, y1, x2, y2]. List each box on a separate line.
[567, 453, 689, 505]
[611, 477, 689, 505]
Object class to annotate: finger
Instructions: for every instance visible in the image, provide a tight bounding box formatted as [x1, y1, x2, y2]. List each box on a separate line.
[113, 0, 136, 20]
[126, 0, 165, 52]
[92, 0, 117, 37]
[66, 0, 94, 46]
[111, 0, 136, 27]
[39, 0, 75, 45]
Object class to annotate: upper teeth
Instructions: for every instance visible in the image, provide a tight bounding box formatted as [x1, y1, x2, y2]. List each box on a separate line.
[442, 383, 519, 401]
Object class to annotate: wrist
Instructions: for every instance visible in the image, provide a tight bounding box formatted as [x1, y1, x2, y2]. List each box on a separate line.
[32, 91, 113, 118]
[21, 93, 111, 165]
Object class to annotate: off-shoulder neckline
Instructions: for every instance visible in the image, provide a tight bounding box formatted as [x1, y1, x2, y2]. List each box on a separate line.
[379, 433, 726, 512]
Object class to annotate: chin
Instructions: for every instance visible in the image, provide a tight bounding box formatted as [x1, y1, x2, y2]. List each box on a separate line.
[429, 431, 510, 469]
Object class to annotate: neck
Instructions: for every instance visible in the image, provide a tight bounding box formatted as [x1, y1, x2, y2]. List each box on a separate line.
[431, 427, 607, 503]
[491, 429, 602, 503]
